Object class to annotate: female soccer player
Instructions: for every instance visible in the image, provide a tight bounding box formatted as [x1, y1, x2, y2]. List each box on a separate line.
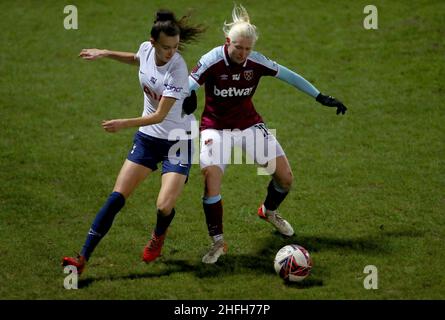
[188, 4, 347, 263]
[62, 10, 204, 274]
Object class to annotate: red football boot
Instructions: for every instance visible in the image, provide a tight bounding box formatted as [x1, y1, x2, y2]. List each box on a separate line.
[61, 255, 86, 275]
[142, 232, 166, 263]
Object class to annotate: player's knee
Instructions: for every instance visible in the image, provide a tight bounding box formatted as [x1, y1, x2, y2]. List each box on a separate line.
[156, 200, 175, 215]
[202, 166, 214, 179]
[202, 167, 222, 196]
[112, 189, 130, 199]
[204, 182, 221, 197]
[278, 171, 293, 191]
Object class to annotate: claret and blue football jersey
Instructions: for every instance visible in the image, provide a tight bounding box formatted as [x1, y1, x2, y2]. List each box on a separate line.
[189, 44, 320, 131]
[190, 45, 279, 131]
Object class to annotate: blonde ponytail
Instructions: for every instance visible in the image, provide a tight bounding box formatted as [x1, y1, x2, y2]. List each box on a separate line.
[223, 4, 258, 42]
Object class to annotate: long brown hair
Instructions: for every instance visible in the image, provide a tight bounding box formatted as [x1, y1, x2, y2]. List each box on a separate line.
[151, 9, 205, 49]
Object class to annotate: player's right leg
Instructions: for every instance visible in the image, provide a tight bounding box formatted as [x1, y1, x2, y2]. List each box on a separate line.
[201, 165, 228, 264]
[62, 159, 152, 275]
[200, 129, 230, 264]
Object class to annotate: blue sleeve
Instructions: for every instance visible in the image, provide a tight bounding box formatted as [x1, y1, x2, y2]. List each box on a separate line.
[188, 76, 200, 94]
[276, 64, 320, 98]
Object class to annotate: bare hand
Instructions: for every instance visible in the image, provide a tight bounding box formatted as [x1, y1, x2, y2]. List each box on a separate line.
[102, 119, 125, 133]
[79, 48, 106, 60]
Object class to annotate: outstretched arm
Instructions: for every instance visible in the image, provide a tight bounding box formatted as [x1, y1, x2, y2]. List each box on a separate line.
[276, 64, 347, 115]
[79, 49, 139, 65]
[276, 64, 320, 98]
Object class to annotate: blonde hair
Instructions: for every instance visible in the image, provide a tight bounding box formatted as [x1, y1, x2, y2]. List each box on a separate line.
[223, 4, 258, 42]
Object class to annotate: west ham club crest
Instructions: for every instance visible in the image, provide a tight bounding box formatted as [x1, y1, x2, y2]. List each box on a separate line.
[244, 70, 254, 81]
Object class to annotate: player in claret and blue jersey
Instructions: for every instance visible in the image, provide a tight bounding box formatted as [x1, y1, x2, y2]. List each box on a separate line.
[185, 4, 347, 264]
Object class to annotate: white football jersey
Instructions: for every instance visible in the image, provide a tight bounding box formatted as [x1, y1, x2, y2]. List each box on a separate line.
[135, 41, 195, 140]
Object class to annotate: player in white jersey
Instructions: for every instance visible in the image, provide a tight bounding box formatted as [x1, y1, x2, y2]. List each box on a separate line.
[188, 4, 347, 263]
[62, 10, 204, 275]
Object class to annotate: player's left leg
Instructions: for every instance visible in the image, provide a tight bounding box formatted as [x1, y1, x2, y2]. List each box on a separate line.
[142, 172, 187, 262]
[242, 123, 294, 236]
[267, 155, 293, 210]
[258, 155, 295, 236]
[142, 138, 192, 263]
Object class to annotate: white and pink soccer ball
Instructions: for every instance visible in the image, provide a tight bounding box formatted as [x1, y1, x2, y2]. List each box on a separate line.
[274, 244, 313, 282]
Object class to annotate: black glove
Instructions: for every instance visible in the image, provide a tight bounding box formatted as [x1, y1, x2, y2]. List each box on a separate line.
[316, 93, 347, 115]
[182, 90, 197, 115]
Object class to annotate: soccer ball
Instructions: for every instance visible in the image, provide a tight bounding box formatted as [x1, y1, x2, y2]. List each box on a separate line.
[274, 244, 313, 282]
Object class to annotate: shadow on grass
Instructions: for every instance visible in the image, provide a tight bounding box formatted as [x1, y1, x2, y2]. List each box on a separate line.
[260, 228, 425, 255]
[78, 228, 423, 288]
[78, 259, 196, 288]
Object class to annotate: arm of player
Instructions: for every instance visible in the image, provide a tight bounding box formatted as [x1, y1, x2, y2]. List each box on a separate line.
[315, 93, 347, 115]
[276, 65, 347, 115]
[79, 49, 140, 65]
[182, 77, 201, 115]
[188, 77, 200, 93]
[101, 97, 176, 133]
[276, 64, 320, 98]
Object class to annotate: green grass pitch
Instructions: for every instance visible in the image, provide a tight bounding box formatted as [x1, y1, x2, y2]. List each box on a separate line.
[0, 0, 443, 300]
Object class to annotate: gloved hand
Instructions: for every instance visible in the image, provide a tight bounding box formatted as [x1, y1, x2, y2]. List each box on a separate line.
[182, 90, 197, 115]
[316, 93, 347, 115]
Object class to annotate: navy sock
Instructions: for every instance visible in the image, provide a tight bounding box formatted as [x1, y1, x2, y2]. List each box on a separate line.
[154, 208, 176, 236]
[80, 191, 125, 260]
[263, 180, 289, 212]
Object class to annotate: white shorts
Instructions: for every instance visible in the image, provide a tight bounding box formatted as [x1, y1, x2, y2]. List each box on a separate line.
[200, 123, 285, 172]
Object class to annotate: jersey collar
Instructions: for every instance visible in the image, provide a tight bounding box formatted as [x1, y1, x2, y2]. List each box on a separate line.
[223, 45, 248, 67]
